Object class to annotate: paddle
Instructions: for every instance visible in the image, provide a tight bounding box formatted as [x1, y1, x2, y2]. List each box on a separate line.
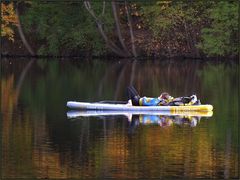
[97, 100, 128, 104]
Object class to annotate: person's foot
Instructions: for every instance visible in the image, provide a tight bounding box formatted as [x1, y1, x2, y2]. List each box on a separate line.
[127, 100, 132, 106]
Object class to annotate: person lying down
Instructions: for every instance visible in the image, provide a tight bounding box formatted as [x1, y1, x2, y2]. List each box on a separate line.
[127, 86, 201, 106]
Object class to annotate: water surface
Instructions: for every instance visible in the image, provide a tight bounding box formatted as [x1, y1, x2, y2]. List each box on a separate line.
[1, 58, 238, 179]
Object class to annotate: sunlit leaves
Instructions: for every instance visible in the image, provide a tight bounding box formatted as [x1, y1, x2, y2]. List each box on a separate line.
[1, 2, 18, 41]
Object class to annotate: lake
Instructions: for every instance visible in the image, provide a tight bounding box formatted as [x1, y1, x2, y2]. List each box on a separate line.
[1, 58, 238, 179]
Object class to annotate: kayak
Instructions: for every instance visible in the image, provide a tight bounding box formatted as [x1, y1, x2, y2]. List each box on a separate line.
[67, 110, 213, 119]
[66, 101, 213, 112]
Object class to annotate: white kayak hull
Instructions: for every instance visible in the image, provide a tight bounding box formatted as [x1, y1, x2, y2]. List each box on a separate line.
[67, 101, 213, 112]
[67, 110, 213, 118]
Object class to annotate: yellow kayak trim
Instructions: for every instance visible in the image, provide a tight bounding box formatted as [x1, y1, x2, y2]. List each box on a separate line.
[170, 104, 213, 112]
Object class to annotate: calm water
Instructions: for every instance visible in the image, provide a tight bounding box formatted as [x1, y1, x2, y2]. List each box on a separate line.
[1, 58, 239, 179]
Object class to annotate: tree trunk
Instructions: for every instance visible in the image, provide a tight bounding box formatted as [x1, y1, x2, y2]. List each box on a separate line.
[84, 1, 128, 57]
[15, 5, 35, 56]
[183, 21, 200, 57]
[125, 1, 138, 57]
[111, 1, 130, 56]
[183, 21, 192, 53]
[191, 28, 200, 57]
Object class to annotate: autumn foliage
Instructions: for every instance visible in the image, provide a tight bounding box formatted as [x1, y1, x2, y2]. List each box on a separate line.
[1, 2, 18, 41]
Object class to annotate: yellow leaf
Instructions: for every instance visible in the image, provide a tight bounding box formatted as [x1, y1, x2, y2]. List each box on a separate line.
[1, 2, 18, 41]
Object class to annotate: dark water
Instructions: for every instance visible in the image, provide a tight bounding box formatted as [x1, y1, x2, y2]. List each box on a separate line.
[1, 58, 239, 179]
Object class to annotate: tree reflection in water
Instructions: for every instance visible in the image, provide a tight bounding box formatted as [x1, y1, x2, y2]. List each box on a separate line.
[1, 59, 238, 179]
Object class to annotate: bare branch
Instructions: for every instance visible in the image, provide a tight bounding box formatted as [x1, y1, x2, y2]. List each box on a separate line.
[83, 0, 128, 57]
[125, 1, 138, 57]
[84, 1, 98, 20]
[15, 4, 35, 56]
[112, 1, 130, 56]
[102, 1, 105, 16]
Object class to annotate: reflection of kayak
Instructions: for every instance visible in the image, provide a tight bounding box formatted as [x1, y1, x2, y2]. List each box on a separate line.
[67, 110, 212, 128]
[67, 101, 213, 112]
[66, 110, 213, 119]
[138, 115, 200, 127]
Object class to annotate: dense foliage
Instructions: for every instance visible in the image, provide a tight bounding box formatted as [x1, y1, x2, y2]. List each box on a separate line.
[197, 1, 239, 56]
[1, 1, 238, 58]
[142, 1, 212, 57]
[20, 1, 114, 56]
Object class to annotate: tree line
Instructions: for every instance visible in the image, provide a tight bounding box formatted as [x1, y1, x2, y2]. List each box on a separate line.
[1, 1, 238, 59]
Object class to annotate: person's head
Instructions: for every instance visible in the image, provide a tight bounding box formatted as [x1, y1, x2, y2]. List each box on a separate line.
[159, 92, 170, 100]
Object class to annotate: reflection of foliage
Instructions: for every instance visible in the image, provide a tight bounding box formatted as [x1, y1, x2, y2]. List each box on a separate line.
[68, 120, 237, 178]
[1, 75, 18, 114]
[199, 63, 238, 148]
[1, 75, 34, 177]
[1, 2, 18, 41]
[20, 60, 110, 107]
[1, 60, 238, 178]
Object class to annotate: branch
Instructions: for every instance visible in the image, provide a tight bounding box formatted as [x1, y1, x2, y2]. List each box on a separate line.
[125, 1, 138, 57]
[111, 1, 130, 56]
[102, 1, 105, 16]
[15, 4, 35, 56]
[83, 0, 128, 57]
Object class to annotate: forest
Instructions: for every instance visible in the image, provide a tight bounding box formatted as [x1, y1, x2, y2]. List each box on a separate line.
[1, 1, 239, 58]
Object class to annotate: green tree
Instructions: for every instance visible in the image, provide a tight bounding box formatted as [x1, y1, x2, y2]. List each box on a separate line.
[21, 1, 111, 56]
[4, 1, 238, 58]
[197, 1, 238, 56]
[142, 1, 213, 57]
